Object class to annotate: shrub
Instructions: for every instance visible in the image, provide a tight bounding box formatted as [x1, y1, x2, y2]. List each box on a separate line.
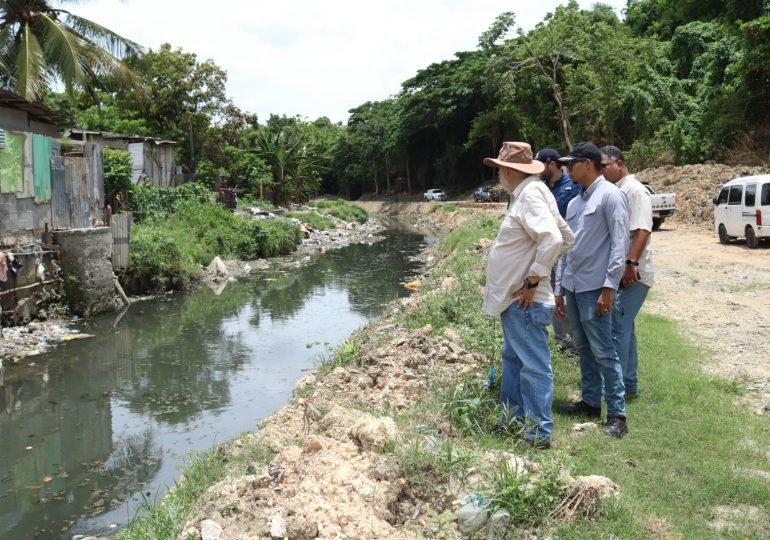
[122, 199, 301, 293]
[128, 182, 211, 222]
[103, 148, 133, 197]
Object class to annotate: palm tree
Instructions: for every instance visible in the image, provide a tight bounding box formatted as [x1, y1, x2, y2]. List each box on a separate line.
[0, 0, 141, 101]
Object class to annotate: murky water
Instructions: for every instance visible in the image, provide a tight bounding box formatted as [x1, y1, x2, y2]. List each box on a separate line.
[0, 224, 436, 540]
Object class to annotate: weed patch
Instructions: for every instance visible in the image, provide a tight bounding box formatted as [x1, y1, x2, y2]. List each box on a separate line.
[312, 199, 368, 223]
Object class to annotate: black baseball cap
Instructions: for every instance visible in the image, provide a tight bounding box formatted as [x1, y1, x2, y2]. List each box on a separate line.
[557, 142, 602, 163]
[535, 148, 561, 163]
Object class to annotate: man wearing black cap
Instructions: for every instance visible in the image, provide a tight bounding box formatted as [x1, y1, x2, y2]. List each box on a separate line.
[535, 148, 580, 353]
[554, 142, 630, 438]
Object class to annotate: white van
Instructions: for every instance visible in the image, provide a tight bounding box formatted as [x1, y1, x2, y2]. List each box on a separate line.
[713, 174, 770, 248]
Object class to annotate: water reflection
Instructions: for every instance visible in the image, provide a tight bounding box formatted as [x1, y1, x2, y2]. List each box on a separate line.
[0, 225, 435, 539]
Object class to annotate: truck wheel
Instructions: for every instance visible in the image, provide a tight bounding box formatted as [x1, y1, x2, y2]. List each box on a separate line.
[718, 224, 731, 244]
[746, 226, 759, 249]
[652, 217, 663, 231]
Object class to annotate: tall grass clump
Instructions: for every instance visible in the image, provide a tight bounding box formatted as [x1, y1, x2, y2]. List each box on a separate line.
[128, 182, 211, 222]
[313, 199, 368, 223]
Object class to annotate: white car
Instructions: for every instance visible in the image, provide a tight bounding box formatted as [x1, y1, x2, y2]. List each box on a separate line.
[713, 174, 770, 248]
[423, 189, 447, 202]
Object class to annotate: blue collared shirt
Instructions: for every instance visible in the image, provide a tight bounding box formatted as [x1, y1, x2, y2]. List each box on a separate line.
[548, 172, 580, 218]
[556, 177, 629, 294]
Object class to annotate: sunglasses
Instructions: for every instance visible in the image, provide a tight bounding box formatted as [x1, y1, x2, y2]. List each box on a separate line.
[565, 158, 589, 170]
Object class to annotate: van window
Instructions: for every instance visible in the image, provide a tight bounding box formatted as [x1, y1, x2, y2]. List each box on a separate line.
[728, 185, 743, 205]
[745, 184, 757, 207]
[717, 187, 729, 205]
[762, 184, 770, 206]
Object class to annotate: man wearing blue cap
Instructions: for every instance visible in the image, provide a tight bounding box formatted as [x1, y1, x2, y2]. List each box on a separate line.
[554, 142, 630, 438]
[535, 148, 580, 353]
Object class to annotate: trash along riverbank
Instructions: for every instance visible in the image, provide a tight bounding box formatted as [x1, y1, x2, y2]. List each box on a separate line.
[120, 207, 770, 540]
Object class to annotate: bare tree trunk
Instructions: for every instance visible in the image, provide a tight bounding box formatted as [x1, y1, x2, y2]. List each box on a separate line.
[372, 161, 379, 195]
[385, 155, 391, 192]
[406, 155, 412, 195]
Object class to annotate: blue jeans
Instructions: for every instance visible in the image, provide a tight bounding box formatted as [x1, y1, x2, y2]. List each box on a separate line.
[564, 288, 626, 418]
[499, 301, 555, 442]
[613, 283, 649, 394]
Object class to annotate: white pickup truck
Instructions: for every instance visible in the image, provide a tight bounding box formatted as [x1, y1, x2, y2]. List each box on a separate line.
[643, 184, 677, 230]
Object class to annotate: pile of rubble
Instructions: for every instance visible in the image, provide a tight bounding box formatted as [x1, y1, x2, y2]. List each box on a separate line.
[178, 295, 621, 539]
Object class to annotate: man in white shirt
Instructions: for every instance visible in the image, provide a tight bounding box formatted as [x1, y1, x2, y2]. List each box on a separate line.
[482, 142, 574, 449]
[600, 146, 654, 399]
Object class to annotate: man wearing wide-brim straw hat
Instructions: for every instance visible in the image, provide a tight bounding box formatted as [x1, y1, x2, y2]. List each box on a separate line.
[482, 142, 574, 449]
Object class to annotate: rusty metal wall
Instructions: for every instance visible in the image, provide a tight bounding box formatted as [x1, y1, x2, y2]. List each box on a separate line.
[50, 156, 71, 229]
[110, 212, 131, 269]
[85, 142, 104, 223]
[63, 156, 90, 229]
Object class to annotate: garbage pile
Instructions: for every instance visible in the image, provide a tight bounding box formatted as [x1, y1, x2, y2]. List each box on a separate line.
[0, 321, 91, 359]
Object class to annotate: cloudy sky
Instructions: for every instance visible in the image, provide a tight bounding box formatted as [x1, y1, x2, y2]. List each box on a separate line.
[71, 0, 627, 124]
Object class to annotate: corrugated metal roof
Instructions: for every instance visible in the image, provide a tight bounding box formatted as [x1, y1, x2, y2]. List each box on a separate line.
[0, 89, 70, 127]
[68, 129, 177, 145]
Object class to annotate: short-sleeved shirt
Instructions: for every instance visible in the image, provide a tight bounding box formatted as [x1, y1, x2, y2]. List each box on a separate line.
[483, 176, 574, 315]
[548, 171, 580, 218]
[616, 174, 654, 287]
[556, 177, 629, 294]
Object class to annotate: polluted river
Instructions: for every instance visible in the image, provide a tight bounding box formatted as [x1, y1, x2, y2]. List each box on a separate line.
[0, 222, 437, 540]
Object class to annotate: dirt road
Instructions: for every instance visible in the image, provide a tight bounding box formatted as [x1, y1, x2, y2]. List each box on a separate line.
[645, 222, 770, 412]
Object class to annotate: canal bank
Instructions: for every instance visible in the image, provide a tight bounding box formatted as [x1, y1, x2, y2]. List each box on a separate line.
[0, 223, 437, 540]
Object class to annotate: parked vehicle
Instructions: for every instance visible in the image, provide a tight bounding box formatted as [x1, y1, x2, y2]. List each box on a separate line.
[713, 174, 770, 248]
[643, 184, 677, 230]
[474, 187, 490, 202]
[423, 188, 447, 202]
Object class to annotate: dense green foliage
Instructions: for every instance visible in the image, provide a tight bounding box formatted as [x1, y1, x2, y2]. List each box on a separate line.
[42, 0, 770, 202]
[121, 184, 302, 293]
[103, 148, 133, 197]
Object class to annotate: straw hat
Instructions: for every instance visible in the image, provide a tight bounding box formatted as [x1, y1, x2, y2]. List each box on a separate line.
[483, 142, 544, 175]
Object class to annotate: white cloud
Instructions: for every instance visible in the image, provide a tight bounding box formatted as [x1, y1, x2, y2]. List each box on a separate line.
[67, 0, 626, 123]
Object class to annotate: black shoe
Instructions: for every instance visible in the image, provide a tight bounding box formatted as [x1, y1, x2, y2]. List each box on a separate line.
[556, 400, 602, 418]
[603, 416, 628, 438]
[492, 416, 525, 436]
[626, 391, 639, 402]
[524, 437, 551, 450]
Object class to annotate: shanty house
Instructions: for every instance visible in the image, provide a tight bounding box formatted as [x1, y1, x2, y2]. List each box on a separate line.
[68, 129, 178, 187]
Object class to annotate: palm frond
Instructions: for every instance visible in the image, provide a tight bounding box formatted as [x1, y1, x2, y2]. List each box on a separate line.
[59, 11, 143, 58]
[35, 12, 87, 84]
[0, 25, 13, 76]
[14, 22, 50, 100]
[81, 44, 141, 91]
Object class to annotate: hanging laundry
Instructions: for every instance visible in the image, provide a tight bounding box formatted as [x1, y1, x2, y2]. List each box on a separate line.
[32, 134, 53, 203]
[0, 252, 7, 282]
[0, 128, 6, 148]
[0, 132, 24, 193]
[36, 258, 45, 282]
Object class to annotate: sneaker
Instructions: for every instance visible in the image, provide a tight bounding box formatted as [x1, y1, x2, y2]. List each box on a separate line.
[603, 416, 628, 438]
[556, 400, 602, 418]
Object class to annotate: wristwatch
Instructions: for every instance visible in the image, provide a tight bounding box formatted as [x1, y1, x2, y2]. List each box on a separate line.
[625, 259, 639, 266]
[524, 278, 539, 289]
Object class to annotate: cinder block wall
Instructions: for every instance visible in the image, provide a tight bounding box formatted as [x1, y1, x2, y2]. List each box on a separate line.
[54, 227, 117, 316]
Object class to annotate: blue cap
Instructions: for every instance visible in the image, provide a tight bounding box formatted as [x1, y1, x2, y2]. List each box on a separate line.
[535, 148, 561, 163]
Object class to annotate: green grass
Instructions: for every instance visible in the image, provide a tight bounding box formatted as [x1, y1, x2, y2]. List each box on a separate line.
[284, 210, 336, 230]
[312, 198, 368, 223]
[121, 439, 273, 540]
[441, 204, 458, 212]
[550, 313, 770, 539]
[399, 216, 770, 538]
